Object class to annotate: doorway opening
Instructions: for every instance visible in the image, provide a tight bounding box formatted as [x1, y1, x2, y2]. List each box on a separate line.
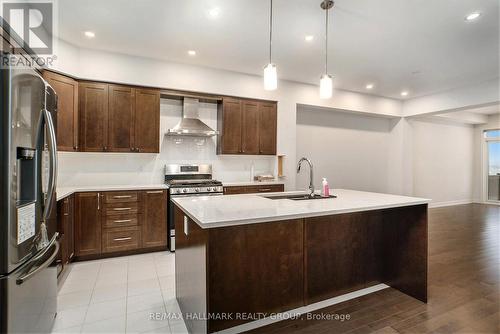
[484, 129, 500, 202]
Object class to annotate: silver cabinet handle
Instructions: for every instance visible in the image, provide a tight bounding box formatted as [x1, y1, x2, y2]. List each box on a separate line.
[113, 195, 132, 199]
[184, 216, 189, 236]
[258, 188, 272, 192]
[113, 219, 132, 223]
[97, 193, 100, 210]
[113, 237, 132, 241]
[146, 191, 163, 194]
[113, 207, 131, 211]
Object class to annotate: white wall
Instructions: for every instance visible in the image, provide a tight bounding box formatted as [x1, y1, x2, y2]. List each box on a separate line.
[296, 107, 404, 194]
[296, 105, 476, 205]
[51, 40, 402, 189]
[410, 119, 474, 206]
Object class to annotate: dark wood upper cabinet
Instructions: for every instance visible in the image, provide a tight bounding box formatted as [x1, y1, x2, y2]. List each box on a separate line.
[241, 100, 259, 155]
[108, 85, 135, 152]
[141, 190, 167, 248]
[218, 98, 277, 155]
[134, 88, 160, 153]
[78, 82, 159, 153]
[258, 101, 277, 155]
[75, 192, 102, 257]
[79, 82, 109, 152]
[43, 71, 78, 151]
[218, 98, 242, 154]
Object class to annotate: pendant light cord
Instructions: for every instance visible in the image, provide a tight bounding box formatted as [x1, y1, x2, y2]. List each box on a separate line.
[325, 4, 329, 74]
[269, 0, 273, 64]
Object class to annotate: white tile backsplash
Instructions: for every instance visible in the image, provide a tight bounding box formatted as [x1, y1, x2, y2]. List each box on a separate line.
[57, 98, 276, 187]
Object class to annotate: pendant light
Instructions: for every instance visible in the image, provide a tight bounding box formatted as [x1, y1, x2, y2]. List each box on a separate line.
[319, 0, 334, 99]
[263, 0, 277, 90]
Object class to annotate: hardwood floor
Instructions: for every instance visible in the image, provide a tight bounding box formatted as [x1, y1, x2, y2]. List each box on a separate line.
[248, 204, 499, 334]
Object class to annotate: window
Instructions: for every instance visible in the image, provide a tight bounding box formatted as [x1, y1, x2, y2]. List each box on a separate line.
[485, 129, 500, 201]
[484, 129, 500, 138]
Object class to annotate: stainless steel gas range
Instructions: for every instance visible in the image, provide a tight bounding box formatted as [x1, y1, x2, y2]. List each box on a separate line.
[164, 164, 223, 251]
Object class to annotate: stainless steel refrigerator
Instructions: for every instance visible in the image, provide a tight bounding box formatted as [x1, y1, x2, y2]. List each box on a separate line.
[0, 55, 59, 333]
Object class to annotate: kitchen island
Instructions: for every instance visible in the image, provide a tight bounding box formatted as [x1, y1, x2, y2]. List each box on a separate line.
[172, 189, 430, 333]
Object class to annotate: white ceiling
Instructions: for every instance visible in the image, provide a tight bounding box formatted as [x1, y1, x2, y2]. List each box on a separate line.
[57, 0, 499, 100]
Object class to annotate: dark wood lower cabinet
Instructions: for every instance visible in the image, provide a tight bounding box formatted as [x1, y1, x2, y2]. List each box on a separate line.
[73, 189, 167, 260]
[175, 204, 428, 333]
[75, 192, 102, 257]
[56, 194, 75, 277]
[141, 190, 167, 248]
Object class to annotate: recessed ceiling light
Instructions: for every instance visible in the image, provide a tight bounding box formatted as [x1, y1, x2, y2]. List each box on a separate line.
[366, 83, 374, 90]
[305, 35, 314, 42]
[187, 50, 196, 56]
[401, 91, 409, 97]
[84, 31, 95, 38]
[465, 12, 481, 21]
[208, 7, 220, 18]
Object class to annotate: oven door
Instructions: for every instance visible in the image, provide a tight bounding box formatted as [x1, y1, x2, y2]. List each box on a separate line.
[167, 192, 223, 252]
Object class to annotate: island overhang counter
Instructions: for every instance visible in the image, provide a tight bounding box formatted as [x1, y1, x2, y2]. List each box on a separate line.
[172, 189, 430, 333]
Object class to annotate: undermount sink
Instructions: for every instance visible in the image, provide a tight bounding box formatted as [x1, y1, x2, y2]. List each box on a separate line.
[262, 194, 337, 201]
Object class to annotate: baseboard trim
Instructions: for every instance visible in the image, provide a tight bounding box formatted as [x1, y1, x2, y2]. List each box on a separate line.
[429, 199, 473, 208]
[216, 283, 390, 334]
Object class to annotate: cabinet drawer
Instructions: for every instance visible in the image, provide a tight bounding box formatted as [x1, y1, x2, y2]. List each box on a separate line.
[105, 202, 139, 216]
[224, 184, 284, 194]
[103, 214, 139, 229]
[249, 184, 284, 193]
[223, 186, 247, 195]
[104, 191, 138, 203]
[102, 227, 140, 253]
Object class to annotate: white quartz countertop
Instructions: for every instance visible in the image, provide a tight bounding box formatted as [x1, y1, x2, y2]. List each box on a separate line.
[222, 180, 285, 187]
[172, 189, 431, 228]
[56, 184, 167, 201]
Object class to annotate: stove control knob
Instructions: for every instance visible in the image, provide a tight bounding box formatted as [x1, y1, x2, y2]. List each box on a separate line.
[176, 189, 181, 194]
[182, 189, 188, 193]
[195, 188, 200, 192]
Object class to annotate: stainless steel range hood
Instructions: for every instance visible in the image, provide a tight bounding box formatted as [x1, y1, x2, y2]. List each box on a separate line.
[166, 97, 218, 137]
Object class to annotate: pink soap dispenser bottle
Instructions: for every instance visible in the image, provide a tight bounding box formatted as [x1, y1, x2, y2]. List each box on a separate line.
[321, 178, 330, 197]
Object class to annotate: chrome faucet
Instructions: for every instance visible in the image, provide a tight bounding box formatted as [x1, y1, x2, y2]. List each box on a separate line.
[297, 157, 315, 198]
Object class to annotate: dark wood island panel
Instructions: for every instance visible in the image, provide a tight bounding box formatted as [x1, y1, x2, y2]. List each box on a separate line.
[174, 204, 428, 333]
[305, 205, 427, 304]
[208, 219, 304, 332]
[305, 210, 385, 303]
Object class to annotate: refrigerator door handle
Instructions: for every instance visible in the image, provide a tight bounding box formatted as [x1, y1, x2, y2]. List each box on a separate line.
[16, 237, 59, 285]
[42, 108, 57, 221]
[31, 232, 58, 263]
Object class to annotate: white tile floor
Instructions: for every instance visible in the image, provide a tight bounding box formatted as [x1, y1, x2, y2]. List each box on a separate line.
[52, 251, 188, 334]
